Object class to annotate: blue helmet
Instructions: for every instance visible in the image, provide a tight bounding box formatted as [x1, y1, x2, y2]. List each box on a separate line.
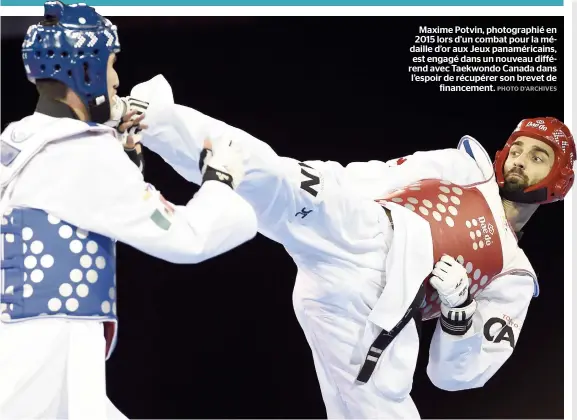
[22, 1, 120, 123]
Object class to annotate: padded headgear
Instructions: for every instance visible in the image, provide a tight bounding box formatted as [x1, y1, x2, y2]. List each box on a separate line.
[494, 117, 575, 204]
[21, 1, 121, 124]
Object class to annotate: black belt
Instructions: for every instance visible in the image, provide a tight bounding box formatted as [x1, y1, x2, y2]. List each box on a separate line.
[356, 283, 425, 384]
[383, 207, 393, 228]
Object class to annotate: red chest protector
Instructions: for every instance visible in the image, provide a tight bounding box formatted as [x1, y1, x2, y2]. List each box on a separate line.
[377, 179, 504, 320]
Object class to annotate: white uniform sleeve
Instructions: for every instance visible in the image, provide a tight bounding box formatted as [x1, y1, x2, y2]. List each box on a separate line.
[9, 132, 257, 264]
[140, 104, 388, 264]
[426, 272, 535, 391]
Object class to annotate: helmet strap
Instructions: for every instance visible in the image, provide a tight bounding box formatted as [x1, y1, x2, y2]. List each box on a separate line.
[498, 185, 548, 204]
[88, 94, 112, 124]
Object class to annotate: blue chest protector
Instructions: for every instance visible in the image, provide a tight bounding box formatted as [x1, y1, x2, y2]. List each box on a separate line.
[1, 207, 119, 357]
[0, 113, 123, 359]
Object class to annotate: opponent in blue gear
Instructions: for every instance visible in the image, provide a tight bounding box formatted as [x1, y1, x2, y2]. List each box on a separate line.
[22, 0, 121, 124]
[1, 2, 256, 418]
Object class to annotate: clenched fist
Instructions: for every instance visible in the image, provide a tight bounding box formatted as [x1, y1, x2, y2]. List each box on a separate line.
[430, 254, 469, 308]
[430, 255, 477, 336]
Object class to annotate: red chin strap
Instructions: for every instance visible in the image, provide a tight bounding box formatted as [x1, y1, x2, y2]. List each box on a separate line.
[494, 117, 575, 204]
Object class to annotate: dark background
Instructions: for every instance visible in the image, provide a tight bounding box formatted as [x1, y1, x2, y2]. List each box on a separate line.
[2, 15, 565, 419]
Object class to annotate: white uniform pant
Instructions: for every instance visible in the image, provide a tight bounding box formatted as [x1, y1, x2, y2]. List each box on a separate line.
[297, 307, 422, 419]
[293, 261, 423, 420]
[0, 319, 126, 419]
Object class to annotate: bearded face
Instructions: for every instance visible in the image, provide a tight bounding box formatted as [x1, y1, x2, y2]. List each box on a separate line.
[502, 165, 530, 193]
[502, 136, 555, 193]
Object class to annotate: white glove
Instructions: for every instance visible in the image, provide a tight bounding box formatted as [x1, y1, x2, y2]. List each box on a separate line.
[430, 254, 469, 308]
[199, 139, 245, 189]
[430, 255, 477, 336]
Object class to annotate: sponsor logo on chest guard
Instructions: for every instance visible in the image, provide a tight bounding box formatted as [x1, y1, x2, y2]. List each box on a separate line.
[468, 216, 496, 248]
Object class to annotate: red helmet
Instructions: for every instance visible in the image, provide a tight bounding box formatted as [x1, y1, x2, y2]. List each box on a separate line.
[494, 117, 575, 204]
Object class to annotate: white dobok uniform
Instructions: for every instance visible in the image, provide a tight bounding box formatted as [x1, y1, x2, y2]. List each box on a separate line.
[132, 75, 539, 419]
[0, 112, 257, 419]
